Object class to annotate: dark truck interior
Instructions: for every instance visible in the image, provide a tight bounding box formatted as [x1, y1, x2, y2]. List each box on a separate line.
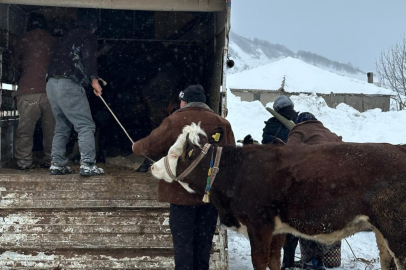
[0, 3, 226, 162]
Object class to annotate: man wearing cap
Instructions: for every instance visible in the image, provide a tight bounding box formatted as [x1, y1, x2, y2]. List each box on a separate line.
[262, 95, 299, 145]
[12, 12, 56, 170]
[132, 84, 235, 270]
[46, 8, 104, 176]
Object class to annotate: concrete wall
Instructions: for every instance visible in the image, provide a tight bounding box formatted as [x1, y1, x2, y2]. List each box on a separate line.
[230, 89, 392, 112]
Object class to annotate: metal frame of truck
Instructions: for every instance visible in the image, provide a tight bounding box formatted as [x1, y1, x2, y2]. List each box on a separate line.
[0, 1, 232, 268]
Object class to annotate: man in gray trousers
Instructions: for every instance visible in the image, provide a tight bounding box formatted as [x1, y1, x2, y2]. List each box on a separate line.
[46, 8, 104, 176]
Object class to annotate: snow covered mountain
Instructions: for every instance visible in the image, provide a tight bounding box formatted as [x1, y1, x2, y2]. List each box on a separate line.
[228, 31, 367, 81]
[227, 57, 392, 95]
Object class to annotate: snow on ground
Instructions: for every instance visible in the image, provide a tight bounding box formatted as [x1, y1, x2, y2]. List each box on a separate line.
[225, 72, 406, 269]
[227, 57, 392, 95]
[228, 230, 380, 270]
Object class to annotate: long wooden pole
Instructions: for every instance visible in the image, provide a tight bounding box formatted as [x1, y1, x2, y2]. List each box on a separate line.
[265, 107, 296, 131]
[98, 95, 134, 144]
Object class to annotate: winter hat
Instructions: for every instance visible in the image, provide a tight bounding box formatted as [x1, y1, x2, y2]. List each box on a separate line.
[76, 8, 98, 31]
[179, 84, 206, 103]
[296, 112, 317, 123]
[27, 13, 47, 31]
[273, 95, 294, 112]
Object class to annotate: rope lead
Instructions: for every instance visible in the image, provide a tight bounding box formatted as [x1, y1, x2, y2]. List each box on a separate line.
[202, 153, 214, 203]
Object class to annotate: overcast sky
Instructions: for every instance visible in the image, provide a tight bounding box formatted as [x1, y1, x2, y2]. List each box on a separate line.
[230, 0, 406, 73]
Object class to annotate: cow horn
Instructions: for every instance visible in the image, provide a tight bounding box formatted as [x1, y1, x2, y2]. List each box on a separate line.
[266, 107, 296, 131]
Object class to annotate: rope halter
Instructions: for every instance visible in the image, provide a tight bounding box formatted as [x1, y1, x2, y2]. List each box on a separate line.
[164, 143, 211, 181]
[163, 143, 223, 204]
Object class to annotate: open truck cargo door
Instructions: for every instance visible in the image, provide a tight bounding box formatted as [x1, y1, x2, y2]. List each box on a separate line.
[0, 0, 230, 158]
[0, 1, 231, 269]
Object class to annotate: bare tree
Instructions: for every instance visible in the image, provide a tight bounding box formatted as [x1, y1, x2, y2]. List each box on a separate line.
[376, 36, 406, 110]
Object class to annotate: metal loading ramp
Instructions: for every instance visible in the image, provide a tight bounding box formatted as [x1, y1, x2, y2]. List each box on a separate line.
[0, 166, 228, 269]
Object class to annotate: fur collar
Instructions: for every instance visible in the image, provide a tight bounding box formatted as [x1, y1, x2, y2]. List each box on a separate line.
[178, 102, 213, 112]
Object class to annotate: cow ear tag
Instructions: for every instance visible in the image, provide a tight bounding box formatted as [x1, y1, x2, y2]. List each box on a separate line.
[212, 133, 220, 142]
[188, 149, 193, 157]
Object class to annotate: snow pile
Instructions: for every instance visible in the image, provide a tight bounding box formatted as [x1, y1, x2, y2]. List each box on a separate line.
[225, 90, 406, 270]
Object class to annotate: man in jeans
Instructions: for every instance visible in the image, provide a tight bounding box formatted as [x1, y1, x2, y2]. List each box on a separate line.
[12, 13, 56, 170]
[46, 8, 104, 176]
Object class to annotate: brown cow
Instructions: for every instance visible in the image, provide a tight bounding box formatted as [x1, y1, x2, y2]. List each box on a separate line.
[150, 123, 406, 270]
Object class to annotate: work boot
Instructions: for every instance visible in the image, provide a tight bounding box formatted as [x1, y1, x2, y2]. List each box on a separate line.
[17, 164, 35, 170]
[302, 258, 325, 270]
[281, 261, 302, 270]
[79, 162, 105, 176]
[136, 158, 151, 172]
[40, 161, 51, 168]
[50, 163, 72, 175]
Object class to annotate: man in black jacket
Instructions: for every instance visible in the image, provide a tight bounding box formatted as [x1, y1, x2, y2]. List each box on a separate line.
[46, 8, 104, 176]
[262, 95, 298, 144]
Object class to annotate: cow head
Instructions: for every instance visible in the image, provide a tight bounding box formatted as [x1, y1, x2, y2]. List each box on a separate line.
[151, 122, 224, 194]
[151, 122, 207, 183]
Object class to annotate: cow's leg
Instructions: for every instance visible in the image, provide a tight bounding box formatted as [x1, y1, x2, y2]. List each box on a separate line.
[268, 234, 284, 270]
[247, 224, 273, 270]
[282, 234, 299, 268]
[383, 233, 406, 270]
[375, 229, 395, 270]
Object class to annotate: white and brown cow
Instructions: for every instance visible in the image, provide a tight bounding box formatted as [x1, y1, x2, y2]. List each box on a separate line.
[151, 123, 406, 270]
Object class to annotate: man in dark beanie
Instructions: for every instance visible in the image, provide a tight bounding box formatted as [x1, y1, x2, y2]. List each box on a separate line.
[179, 84, 206, 104]
[132, 84, 235, 270]
[26, 12, 48, 31]
[12, 12, 56, 170]
[76, 8, 99, 32]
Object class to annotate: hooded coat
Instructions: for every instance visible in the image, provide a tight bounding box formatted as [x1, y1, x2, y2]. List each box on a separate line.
[287, 120, 342, 145]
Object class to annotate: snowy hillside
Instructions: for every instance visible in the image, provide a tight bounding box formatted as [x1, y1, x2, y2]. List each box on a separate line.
[227, 57, 392, 95]
[229, 31, 367, 80]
